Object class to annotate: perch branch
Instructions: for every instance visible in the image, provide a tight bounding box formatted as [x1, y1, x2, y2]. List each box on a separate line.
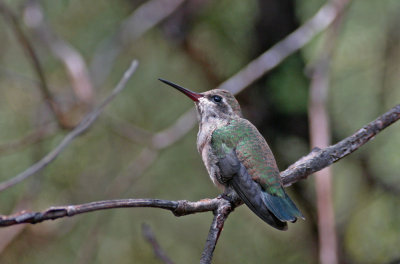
[0, 104, 399, 263]
[281, 104, 400, 185]
[200, 198, 233, 264]
[0, 198, 222, 226]
[0, 60, 139, 192]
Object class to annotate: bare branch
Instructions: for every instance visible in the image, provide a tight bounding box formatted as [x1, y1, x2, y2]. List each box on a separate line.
[281, 104, 400, 186]
[0, 1, 68, 128]
[200, 199, 233, 264]
[0, 198, 222, 227]
[142, 223, 175, 264]
[0, 60, 139, 192]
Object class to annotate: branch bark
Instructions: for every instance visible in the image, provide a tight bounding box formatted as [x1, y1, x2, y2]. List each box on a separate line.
[0, 198, 222, 226]
[0, 104, 399, 262]
[200, 198, 233, 264]
[281, 104, 400, 185]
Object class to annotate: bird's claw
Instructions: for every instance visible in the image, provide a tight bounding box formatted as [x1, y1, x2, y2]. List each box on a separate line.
[218, 192, 242, 208]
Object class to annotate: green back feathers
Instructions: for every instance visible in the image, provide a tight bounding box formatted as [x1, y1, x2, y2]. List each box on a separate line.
[211, 118, 283, 196]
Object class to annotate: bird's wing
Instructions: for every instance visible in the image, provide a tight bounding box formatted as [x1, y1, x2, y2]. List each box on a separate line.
[212, 118, 303, 228]
[217, 148, 287, 230]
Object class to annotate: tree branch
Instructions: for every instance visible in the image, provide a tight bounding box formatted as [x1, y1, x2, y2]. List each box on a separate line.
[281, 104, 400, 186]
[0, 198, 222, 226]
[0, 104, 398, 262]
[0, 60, 139, 192]
[200, 198, 233, 264]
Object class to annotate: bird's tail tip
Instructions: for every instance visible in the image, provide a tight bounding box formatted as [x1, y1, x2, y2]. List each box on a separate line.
[262, 191, 304, 223]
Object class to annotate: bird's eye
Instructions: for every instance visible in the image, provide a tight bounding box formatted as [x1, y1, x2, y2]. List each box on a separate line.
[212, 95, 222, 103]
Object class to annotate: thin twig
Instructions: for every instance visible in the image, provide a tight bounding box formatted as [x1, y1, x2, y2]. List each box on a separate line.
[0, 1, 67, 128]
[0, 60, 139, 192]
[142, 223, 175, 264]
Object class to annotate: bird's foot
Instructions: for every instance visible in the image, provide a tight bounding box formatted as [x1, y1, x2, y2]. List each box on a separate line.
[218, 192, 242, 208]
[217, 193, 232, 202]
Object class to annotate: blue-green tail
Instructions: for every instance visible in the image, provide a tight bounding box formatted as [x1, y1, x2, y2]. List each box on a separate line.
[262, 190, 304, 222]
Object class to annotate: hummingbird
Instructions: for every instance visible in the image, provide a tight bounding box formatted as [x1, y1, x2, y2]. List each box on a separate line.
[159, 78, 304, 230]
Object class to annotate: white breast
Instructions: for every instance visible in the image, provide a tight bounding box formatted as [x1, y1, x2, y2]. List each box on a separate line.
[197, 121, 227, 190]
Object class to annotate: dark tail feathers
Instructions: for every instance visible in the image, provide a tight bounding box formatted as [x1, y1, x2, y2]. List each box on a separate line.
[262, 191, 304, 223]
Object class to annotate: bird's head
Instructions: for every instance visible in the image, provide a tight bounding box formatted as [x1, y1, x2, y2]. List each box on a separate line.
[159, 79, 242, 123]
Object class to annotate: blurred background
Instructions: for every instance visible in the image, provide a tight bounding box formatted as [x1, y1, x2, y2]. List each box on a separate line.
[0, 0, 400, 263]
